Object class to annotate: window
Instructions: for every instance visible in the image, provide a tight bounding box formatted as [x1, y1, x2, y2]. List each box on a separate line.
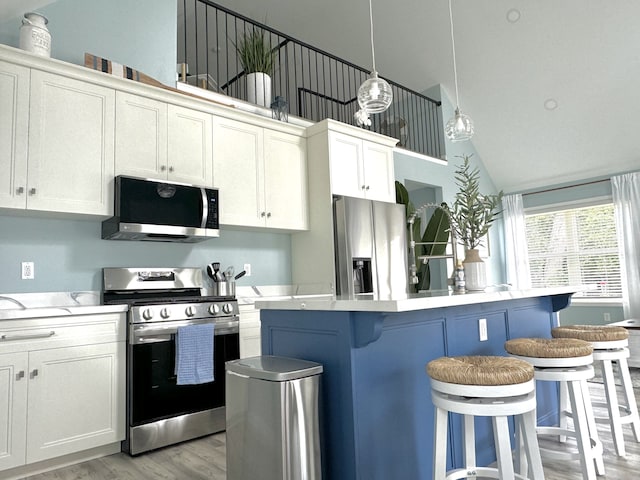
[525, 203, 621, 298]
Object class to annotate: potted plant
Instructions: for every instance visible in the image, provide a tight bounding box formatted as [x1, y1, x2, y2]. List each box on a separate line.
[237, 28, 275, 107]
[448, 154, 504, 290]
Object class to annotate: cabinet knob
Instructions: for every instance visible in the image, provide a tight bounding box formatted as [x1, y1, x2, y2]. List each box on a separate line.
[267, 212, 272, 218]
[261, 212, 266, 217]
[169, 166, 174, 173]
[16, 186, 24, 195]
[29, 188, 36, 195]
[160, 165, 167, 172]
[16, 370, 25, 381]
[366, 185, 370, 190]
[361, 185, 366, 190]
[30, 369, 38, 379]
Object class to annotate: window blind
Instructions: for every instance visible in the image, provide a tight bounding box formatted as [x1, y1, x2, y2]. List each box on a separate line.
[525, 203, 621, 298]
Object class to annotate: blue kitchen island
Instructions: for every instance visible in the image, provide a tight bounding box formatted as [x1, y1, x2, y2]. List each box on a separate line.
[256, 286, 579, 480]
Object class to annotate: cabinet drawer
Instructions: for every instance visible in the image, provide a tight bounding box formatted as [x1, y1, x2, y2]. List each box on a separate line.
[0, 313, 125, 354]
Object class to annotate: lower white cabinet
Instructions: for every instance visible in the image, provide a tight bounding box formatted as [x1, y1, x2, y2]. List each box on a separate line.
[239, 305, 261, 359]
[0, 312, 125, 473]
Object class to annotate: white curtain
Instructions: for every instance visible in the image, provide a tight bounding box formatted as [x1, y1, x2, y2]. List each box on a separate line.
[502, 194, 532, 289]
[611, 172, 640, 318]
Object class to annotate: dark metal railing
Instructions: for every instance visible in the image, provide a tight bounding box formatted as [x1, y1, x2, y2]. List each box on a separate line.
[177, 0, 444, 159]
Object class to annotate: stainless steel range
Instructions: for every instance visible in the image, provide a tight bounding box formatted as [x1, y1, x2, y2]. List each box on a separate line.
[102, 267, 239, 455]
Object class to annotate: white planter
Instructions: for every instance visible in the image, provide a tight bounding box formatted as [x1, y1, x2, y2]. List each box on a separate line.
[247, 72, 271, 107]
[19, 12, 51, 57]
[463, 248, 487, 291]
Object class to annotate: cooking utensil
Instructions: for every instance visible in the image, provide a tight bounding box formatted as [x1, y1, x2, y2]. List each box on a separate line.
[234, 270, 246, 281]
[206, 264, 217, 281]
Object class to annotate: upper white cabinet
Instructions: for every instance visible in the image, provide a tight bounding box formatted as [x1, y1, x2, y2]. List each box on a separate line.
[27, 70, 115, 216]
[115, 92, 212, 187]
[0, 61, 30, 210]
[213, 116, 307, 230]
[328, 130, 395, 202]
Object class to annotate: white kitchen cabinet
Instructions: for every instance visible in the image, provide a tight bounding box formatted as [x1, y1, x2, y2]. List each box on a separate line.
[329, 130, 395, 202]
[27, 70, 115, 216]
[239, 305, 261, 359]
[213, 116, 307, 230]
[115, 92, 213, 187]
[0, 61, 30, 210]
[0, 312, 125, 474]
[0, 352, 28, 471]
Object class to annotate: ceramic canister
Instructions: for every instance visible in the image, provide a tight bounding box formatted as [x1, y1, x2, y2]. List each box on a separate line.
[19, 12, 51, 57]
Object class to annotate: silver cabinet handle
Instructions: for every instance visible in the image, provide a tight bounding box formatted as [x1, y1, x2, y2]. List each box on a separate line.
[160, 165, 167, 172]
[267, 212, 272, 218]
[30, 369, 38, 379]
[16, 186, 24, 194]
[366, 185, 370, 190]
[168, 166, 174, 173]
[261, 211, 266, 217]
[1, 331, 55, 341]
[29, 188, 36, 195]
[361, 185, 366, 190]
[16, 370, 25, 381]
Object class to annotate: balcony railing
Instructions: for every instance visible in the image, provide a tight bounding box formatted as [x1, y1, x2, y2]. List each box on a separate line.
[178, 0, 444, 159]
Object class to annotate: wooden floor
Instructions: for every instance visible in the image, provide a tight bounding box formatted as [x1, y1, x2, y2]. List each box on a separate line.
[22, 380, 640, 480]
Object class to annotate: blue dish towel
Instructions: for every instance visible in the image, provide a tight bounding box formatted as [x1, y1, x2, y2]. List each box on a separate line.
[175, 323, 215, 385]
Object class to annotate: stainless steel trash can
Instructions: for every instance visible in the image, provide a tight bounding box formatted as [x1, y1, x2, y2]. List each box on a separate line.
[226, 355, 323, 480]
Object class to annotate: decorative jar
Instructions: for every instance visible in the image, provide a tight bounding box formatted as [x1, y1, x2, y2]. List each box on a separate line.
[19, 12, 51, 57]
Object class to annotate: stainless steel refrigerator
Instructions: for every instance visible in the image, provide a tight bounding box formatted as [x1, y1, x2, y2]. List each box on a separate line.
[333, 196, 408, 298]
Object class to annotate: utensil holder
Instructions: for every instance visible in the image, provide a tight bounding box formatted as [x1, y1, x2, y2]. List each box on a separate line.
[213, 280, 235, 298]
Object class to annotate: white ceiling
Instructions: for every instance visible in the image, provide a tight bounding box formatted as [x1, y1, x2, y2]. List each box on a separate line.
[7, 0, 640, 193]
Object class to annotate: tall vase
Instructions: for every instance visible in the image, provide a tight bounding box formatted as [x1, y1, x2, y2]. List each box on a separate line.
[247, 72, 271, 107]
[463, 248, 487, 291]
[19, 12, 51, 57]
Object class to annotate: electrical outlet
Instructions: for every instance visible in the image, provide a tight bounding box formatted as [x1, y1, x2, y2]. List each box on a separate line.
[243, 263, 252, 277]
[604, 312, 611, 323]
[478, 318, 488, 341]
[21, 261, 35, 280]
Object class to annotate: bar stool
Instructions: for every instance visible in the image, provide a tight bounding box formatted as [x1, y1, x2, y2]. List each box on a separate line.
[505, 337, 604, 480]
[426, 356, 544, 479]
[552, 325, 640, 456]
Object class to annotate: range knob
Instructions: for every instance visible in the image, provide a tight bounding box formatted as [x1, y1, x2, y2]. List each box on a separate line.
[160, 308, 170, 319]
[208, 304, 220, 315]
[222, 303, 234, 314]
[142, 309, 154, 321]
[185, 306, 196, 317]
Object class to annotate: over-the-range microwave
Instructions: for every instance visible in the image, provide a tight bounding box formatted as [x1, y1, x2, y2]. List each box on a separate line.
[102, 175, 219, 243]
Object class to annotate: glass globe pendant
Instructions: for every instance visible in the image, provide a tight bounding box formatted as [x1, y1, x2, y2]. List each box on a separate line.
[358, 71, 393, 113]
[445, 107, 474, 142]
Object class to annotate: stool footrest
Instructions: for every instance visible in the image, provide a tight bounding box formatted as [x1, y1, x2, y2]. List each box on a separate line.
[445, 466, 531, 480]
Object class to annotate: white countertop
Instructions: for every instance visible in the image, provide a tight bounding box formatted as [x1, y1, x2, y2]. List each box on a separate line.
[254, 286, 586, 313]
[0, 291, 128, 320]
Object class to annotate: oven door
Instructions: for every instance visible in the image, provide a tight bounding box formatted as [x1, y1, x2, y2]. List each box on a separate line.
[128, 317, 239, 427]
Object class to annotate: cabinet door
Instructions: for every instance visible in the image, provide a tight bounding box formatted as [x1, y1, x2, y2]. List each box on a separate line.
[0, 62, 29, 209]
[115, 91, 168, 179]
[213, 117, 264, 226]
[263, 129, 308, 230]
[28, 70, 115, 216]
[26, 342, 125, 463]
[362, 140, 395, 202]
[168, 105, 212, 186]
[328, 131, 364, 198]
[0, 352, 28, 471]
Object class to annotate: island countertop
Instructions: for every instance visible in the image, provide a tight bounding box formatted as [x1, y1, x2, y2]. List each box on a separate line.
[255, 285, 586, 312]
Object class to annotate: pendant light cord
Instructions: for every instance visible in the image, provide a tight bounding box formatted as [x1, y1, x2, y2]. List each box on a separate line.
[368, 0, 377, 73]
[448, 0, 460, 108]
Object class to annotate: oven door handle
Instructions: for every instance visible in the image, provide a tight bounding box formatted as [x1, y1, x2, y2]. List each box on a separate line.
[132, 318, 239, 344]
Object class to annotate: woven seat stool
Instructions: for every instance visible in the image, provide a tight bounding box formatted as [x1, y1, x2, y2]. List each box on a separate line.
[552, 325, 640, 456]
[505, 337, 604, 480]
[426, 356, 544, 480]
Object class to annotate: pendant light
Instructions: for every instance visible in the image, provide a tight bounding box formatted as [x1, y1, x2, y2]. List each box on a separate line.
[445, 0, 474, 142]
[355, 0, 392, 125]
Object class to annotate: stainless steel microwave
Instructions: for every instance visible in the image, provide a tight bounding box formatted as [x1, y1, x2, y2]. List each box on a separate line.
[102, 176, 219, 242]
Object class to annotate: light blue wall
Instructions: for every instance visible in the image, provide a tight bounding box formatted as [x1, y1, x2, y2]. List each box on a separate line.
[393, 85, 506, 287]
[0, 0, 177, 86]
[0, 214, 292, 293]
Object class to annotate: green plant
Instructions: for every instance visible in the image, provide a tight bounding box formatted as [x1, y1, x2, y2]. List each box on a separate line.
[449, 154, 504, 250]
[237, 29, 275, 75]
[396, 181, 451, 291]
